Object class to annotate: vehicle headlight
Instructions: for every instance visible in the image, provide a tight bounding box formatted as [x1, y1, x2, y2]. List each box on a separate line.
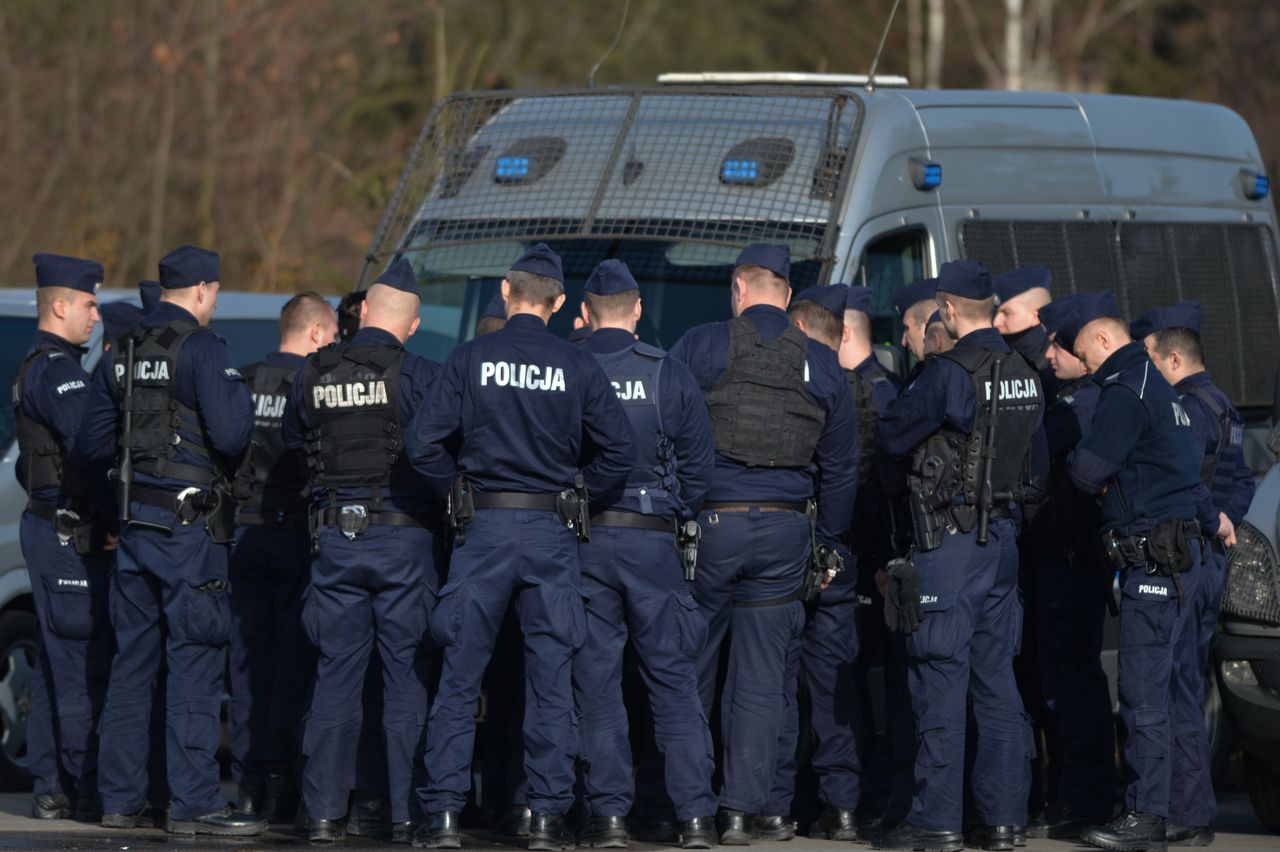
[1223, 520, 1280, 626]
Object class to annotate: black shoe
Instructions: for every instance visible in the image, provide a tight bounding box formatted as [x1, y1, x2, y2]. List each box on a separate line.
[581, 815, 628, 848]
[237, 783, 264, 816]
[31, 793, 72, 820]
[680, 816, 717, 849]
[1080, 811, 1167, 851]
[1166, 824, 1214, 846]
[165, 805, 268, 836]
[717, 809, 750, 846]
[753, 814, 795, 841]
[1039, 805, 1109, 841]
[1012, 824, 1027, 847]
[634, 819, 681, 844]
[810, 807, 860, 841]
[414, 811, 462, 849]
[348, 790, 392, 839]
[102, 807, 156, 829]
[503, 804, 534, 838]
[308, 817, 347, 845]
[263, 773, 300, 824]
[969, 824, 1017, 851]
[530, 812, 575, 851]
[74, 793, 104, 823]
[392, 821, 415, 844]
[871, 819, 963, 852]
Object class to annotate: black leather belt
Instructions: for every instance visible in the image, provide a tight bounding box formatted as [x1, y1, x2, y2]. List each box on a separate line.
[25, 499, 58, 522]
[237, 509, 309, 533]
[590, 511, 673, 532]
[131, 484, 198, 513]
[472, 492, 560, 512]
[316, 507, 437, 529]
[704, 500, 808, 513]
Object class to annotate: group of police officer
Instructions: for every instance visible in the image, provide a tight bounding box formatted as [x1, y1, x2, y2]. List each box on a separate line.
[15, 239, 1250, 852]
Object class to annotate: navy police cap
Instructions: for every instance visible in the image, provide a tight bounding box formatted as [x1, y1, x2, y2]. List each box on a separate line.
[1130, 299, 1201, 339]
[1072, 291, 1122, 331]
[511, 242, 564, 284]
[845, 285, 872, 315]
[99, 302, 144, 343]
[159, 245, 219, 289]
[33, 253, 103, 295]
[482, 292, 506, 319]
[375, 258, 419, 296]
[792, 284, 848, 318]
[734, 243, 790, 281]
[927, 309, 943, 326]
[584, 259, 639, 296]
[139, 280, 161, 313]
[937, 259, 993, 300]
[1038, 293, 1089, 353]
[891, 278, 937, 317]
[993, 264, 1052, 303]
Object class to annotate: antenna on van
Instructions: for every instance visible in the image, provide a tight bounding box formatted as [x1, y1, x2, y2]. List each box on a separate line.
[865, 0, 903, 92]
[587, 0, 630, 89]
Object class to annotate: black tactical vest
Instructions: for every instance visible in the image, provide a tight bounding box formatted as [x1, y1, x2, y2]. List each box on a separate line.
[112, 320, 219, 486]
[300, 342, 408, 504]
[846, 362, 889, 488]
[705, 316, 827, 468]
[13, 347, 70, 496]
[910, 345, 1042, 511]
[239, 361, 310, 519]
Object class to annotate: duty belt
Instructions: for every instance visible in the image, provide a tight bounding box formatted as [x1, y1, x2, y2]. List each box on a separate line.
[589, 510, 673, 532]
[236, 508, 310, 533]
[24, 498, 59, 523]
[472, 492, 561, 512]
[316, 506, 437, 530]
[131, 483, 210, 515]
[703, 500, 808, 513]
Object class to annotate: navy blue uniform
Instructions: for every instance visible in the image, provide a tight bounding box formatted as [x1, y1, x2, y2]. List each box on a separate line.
[877, 328, 1048, 832]
[1168, 371, 1253, 828]
[669, 305, 858, 816]
[280, 328, 443, 825]
[73, 301, 254, 821]
[15, 331, 112, 807]
[406, 312, 636, 817]
[572, 328, 717, 822]
[1068, 342, 1203, 819]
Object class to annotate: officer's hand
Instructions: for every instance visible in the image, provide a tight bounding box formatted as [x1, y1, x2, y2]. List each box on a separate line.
[1217, 512, 1237, 548]
[874, 568, 888, 598]
[102, 533, 119, 552]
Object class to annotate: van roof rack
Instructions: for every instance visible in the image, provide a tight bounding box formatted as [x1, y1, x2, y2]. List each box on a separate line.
[657, 71, 910, 88]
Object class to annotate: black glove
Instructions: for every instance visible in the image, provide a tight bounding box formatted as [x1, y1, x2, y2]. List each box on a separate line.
[884, 557, 924, 634]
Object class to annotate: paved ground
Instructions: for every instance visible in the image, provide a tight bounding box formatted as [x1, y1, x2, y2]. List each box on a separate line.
[0, 786, 1272, 851]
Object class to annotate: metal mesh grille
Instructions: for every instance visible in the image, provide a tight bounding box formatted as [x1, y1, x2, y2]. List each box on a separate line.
[960, 219, 1279, 407]
[1223, 520, 1280, 625]
[365, 87, 863, 283]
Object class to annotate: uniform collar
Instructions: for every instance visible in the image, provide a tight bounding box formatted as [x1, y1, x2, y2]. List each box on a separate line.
[144, 301, 200, 327]
[1092, 340, 1148, 386]
[852, 353, 881, 376]
[265, 350, 307, 367]
[351, 326, 402, 348]
[1174, 370, 1213, 393]
[506, 312, 549, 332]
[584, 327, 637, 353]
[1004, 324, 1047, 357]
[742, 304, 788, 321]
[32, 328, 85, 358]
[956, 326, 1010, 351]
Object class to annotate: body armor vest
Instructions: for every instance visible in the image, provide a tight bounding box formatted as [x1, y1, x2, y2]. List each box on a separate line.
[590, 341, 680, 518]
[240, 361, 310, 518]
[1181, 384, 1245, 500]
[112, 320, 219, 486]
[13, 347, 72, 496]
[301, 342, 408, 506]
[910, 345, 1042, 510]
[847, 361, 891, 488]
[705, 316, 826, 468]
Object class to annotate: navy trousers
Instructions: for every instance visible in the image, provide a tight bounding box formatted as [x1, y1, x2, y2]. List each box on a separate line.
[905, 518, 1031, 832]
[691, 508, 808, 815]
[300, 524, 439, 823]
[20, 512, 111, 802]
[97, 501, 231, 820]
[420, 508, 585, 816]
[573, 525, 716, 821]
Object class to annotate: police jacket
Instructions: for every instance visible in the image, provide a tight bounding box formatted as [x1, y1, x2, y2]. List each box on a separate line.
[669, 304, 858, 545]
[582, 327, 715, 522]
[1005, 324, 1055, 387]
[282, 327, 439, 514]
[73, 302, 253, 493]
[877, 327, 1048, 514]
[1068, 341, 1208, 536]
[238, 352, 310, 524]
[1175, 370, 1254, 525]
[1023, 375, 1100, 544]
[405, 312, 636, 500]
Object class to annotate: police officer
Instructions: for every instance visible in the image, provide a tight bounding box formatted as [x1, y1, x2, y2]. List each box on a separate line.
[1020, 295, 1115, 839]
[893, 278, 939, 367]
[874, 259, 1046, 852]
[764, 283, 865, 840]
[477, 292, 507, 336]
[1132, 300, 1252, 846]
[99, 301, 144, 348]
[669, 244, 858, 845]
[336, 289, 368, 344]
[16, 254, 112, 822]
[73, 244, 263, 836]
[406, 243, 636, 851]
[140, 279, 161, 315]
[279, 261, 441, 844]
[229, 292, 338, 824]
[923, 310, 954, 357]
[1065, 293, 1212, 852]
[571, 259, 718, 849]
[993, 266, 1053, 377]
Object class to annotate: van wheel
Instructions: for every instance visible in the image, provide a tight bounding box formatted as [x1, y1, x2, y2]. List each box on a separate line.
[0, 610, 36, 790]
[1244, 753, 1280, 834]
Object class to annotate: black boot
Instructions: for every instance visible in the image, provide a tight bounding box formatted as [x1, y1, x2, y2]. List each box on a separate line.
[1042, 805, 1110, 841]
[810, 807, 860, 841]
[502, 804, 534, 838]
[414, 811, 462, 849]
[969, 824, 1017, 851]
[871, 819, 963, 852]
[717, 809, 750, 846]
[680, 816, 717, 849]
[347, 790, 392, 839]
[580, 815, 627, 848]
[102, 806, 157, 829]
[262, 773, 300, 824]
[308, 817, 346, 845]
[752, 814, 795, 841]
[529, 811, 575, 851]
[633, 818, 680, 844]
[165, 805, 268, 836]
[1166, 823, 1214, 847]
[31, 793, 72, 820]
[1012, 824, 1027, 847]
[1080, 811, 1167, 852]
[237, 783, 264, 816]
[392, 821, 415, 844]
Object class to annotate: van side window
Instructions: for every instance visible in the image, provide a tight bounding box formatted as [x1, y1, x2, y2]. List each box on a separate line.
[858, 228, 927, 348]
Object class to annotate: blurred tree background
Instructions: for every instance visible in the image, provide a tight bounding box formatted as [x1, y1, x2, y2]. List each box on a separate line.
[2, 0, 1278, 292]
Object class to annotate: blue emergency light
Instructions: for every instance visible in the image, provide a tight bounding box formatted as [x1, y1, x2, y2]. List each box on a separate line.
[1246, 172, 1270, 200]
[495, 156, 531, 182]
[721, 159, 762, 184]
[910, 158, 942, 191]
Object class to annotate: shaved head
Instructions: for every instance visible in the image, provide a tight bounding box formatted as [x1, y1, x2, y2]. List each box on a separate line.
[362, 282, 421, 343]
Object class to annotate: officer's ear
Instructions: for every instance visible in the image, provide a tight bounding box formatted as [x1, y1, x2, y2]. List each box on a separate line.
[358, 298, 369, 327]
[408, 316, 421, 338]
[551, 293, 567, 314]
[783, 287, 793, 309]
[633, 297, 643, 322]
[840, 321, 852, 346]
[579, 300, 591, 326]
[500, 279, 511, 302]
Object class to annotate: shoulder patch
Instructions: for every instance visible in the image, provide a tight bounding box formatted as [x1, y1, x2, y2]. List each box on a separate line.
[222, 367, 244, 381]
[46, 351, 67, 361]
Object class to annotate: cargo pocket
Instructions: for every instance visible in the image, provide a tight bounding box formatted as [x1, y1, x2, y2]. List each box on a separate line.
[429, 581, 466, 649]
[918, 727, 949, 768]
[43, 573, 95, 641]
[671, 593, 707, 660]
[906, 590, 962, 662]
[178, 576, 230, 646]
[1134, 709, 1168, 759]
